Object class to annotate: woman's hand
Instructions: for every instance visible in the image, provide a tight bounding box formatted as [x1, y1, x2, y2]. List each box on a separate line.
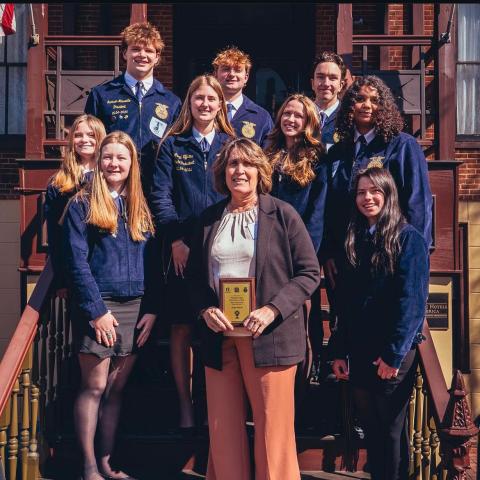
[373, 357, 399, 380]
[136, 313, 157, 348]
[332, 359, 349, 380]
[172, 239, 190, 277]
[324, 258, 337, 289]
[202, 307, 234, 333]
[244, 305, 279, 339]
[93, 311, 119, 347]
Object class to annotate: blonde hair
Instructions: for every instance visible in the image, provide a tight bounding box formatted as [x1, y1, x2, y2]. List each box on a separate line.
[51, 115, 106, 194]
[265, 94, 324, 187]
[80, 131, 154, 242]
[212, 46, 252, 74]
[121, 22, 164, 55]
[165, 75, 236, 138]
[213, 138, 272, 195]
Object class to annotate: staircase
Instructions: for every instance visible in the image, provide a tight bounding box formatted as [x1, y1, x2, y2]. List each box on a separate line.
[1, 261, 478, 479]
[36, 319, 369, 479]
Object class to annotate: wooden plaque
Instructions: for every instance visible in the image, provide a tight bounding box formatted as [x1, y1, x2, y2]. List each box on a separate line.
[219, 277, 256, 326]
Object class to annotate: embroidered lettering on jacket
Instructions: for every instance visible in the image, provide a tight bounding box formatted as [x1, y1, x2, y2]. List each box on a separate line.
[107, 99, 132, 104]
[173, 153, 194, 172]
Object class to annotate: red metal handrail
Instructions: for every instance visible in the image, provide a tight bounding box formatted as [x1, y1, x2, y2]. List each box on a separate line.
[353, 34, 433, 46]
[0, 260, 53, 417]
[418, 323, 450, 425]
[44, 35, 122, 46]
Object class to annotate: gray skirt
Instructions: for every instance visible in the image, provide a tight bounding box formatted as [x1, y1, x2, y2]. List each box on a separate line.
[73, 297, 142, 358]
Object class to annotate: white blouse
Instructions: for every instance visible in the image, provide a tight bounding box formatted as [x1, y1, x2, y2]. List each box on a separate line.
[211, 206, 258, 337]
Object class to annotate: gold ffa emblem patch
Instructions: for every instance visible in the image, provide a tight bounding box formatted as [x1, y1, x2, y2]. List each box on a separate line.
[367, 156, 385, 169]
[241, 121, 256, 139]
[155, 103, 169, 120]
[333, 131, 340, 143]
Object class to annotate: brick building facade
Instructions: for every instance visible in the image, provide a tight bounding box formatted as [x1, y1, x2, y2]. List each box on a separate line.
[3, 3, 477, 197]
[1, 2, 480, 416]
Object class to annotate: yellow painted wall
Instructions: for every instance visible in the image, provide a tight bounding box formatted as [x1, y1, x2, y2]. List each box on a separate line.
[460, 200, 480, 420]
[0, 200, 20, 358]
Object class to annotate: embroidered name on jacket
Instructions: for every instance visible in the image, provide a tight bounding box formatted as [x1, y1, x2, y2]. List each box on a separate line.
[174, 153, 194, 172]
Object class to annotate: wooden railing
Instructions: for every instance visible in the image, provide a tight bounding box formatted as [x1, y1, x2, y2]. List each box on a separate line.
[407, 324, 479, 480]
[0, 261, 53, 480]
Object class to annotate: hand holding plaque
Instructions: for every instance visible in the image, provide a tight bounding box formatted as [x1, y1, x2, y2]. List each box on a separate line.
[219, 277, 256, 326]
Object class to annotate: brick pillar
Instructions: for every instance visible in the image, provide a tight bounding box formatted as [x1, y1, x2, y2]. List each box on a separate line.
[148, 4, 174, 90]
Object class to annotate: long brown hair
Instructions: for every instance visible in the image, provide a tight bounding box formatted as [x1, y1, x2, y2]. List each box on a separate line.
[265, 94, 324, 187]
[51, 114, 106, 193]
[345, 168, 405, 274]
[166, 75, 235, 138]
[79, 131, 154, 241]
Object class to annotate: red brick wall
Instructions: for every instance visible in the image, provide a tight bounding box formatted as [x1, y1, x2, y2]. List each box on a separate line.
[424, 4, 434, 36]
[457, 149, 480, 201]
[148, 4, 174, 90]
[352, 3, 383, 71]
[48, 4, 63, 35]
[386, 4, 410, 69]
[110, 3, 131, 35]
[315, 4, 336, 55]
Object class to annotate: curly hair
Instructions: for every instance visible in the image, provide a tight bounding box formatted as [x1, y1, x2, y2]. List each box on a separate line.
[335, 75, 404, 143]
[265, 94, 324, 187]
[121, 22, 164, 55]
[212, 46, 252, 74]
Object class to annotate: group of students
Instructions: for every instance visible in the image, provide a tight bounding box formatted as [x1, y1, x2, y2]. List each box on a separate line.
[44, 20, 432, 480]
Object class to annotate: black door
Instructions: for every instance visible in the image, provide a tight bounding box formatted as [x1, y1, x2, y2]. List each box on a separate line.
[173, 3, 315, 118]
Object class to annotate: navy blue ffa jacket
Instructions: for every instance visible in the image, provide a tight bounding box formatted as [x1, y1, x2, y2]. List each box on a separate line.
[332, 224, 429, 369]
[271, 160, 329, 253]
[231, 96, 273, 147]
[44, 171, 93, 290]
[85, 75, 182, 194]
[63, 196, 159, 321]
[321, 102, 340, 147]
[322, 132, 433, 261]
[150, 130, 232, 245]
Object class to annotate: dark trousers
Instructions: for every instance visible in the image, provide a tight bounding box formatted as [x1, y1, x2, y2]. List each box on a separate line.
[351, 349, 417, 480]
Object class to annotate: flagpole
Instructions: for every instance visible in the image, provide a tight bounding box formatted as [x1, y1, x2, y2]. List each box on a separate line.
[28, 3, 38, 46]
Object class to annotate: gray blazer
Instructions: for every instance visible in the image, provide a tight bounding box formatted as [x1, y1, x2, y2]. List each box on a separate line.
[187, 193, 320, 370]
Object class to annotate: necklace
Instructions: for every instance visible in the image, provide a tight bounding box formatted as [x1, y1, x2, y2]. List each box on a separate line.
[227, 198, 258, 214]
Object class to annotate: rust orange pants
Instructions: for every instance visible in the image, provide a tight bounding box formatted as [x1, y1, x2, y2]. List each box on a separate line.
[205, 336, 300, 480]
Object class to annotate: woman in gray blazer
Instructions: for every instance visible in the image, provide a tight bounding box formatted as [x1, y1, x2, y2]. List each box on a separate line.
[188, 138, 320, 480]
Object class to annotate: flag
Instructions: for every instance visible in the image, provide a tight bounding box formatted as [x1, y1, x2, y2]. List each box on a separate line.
[0, 4, 16, 36]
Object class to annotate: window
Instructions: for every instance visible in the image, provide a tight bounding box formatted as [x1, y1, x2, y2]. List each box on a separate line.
[456, 4, 480, 136]
[0, 4, 28, 135]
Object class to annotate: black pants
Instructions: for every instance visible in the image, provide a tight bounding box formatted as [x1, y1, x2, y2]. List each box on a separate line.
[351, 349, 417, 480]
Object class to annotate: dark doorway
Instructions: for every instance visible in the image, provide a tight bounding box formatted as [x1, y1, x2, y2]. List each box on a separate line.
[173, 3, 315, 118]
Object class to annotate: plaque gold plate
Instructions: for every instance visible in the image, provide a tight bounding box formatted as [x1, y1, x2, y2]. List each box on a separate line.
[219, 277, 256, 326]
